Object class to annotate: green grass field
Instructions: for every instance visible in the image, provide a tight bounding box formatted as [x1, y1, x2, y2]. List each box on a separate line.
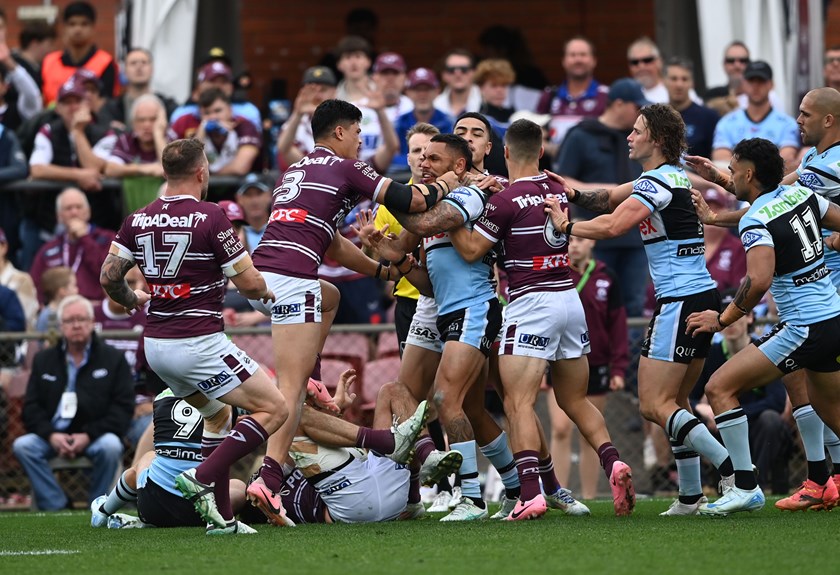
[0, 498, 832, 575]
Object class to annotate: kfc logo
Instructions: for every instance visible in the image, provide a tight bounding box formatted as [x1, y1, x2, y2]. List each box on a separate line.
[150, 283, 191, 299]
[269, 208, 308, 223]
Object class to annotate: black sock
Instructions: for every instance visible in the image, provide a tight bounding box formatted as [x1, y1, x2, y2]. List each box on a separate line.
[468, 497, 486, 509]
[734, 470, 757, 490]
[679, 493, 703, 505]
[808, 460, 830, 485]
[718, 457, 734, 477]
[504, 486, 521, 500]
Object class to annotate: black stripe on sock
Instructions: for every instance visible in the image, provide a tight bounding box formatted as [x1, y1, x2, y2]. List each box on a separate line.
[497, 461, 516, 474]
[459, 471, 479, 481]
[675, 418, 700, 446]
[715, 408, 745, 425]
[674, 450, 699, 460]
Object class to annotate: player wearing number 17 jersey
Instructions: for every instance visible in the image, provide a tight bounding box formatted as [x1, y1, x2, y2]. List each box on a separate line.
[101, 139, 289, 533]
[449, 119, 631, 518]
[246, 99, 454, 524]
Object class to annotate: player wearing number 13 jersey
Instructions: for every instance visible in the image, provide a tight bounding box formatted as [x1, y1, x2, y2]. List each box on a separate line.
[102, 139, 290, 533]
[245, 99, 453, 524]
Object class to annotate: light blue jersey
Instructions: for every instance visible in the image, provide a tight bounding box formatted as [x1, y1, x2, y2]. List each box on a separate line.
[713, 108, 799, 152]
[631, 164, 717, 299]
[142, 389, 204, 497]
[739, 185, 840, 324]
[796, 143, 840, 288]
[424, 185, 495, 315]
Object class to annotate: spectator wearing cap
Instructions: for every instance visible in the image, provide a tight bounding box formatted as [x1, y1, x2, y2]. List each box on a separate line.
[41, 1, 119, 107]
[371, 52, 413, 122]
[664, 57, 719, 159]
[72, 68, 109, 127]
[169, 60, 261, 133]
[234, 174, 273, 253]
[0, 112, 28, 264]
[554, 78, 650, 318]
[0, 9, 44, 131]
[0, 227, 37, 329]
[703, 41, 783, 113]
[712, 60, 799, 172]
[101, 48, 177, 132]
[169, 87, 261, 176]
[276, 66, 337, 170]
[475, 59, 516, 125]
[391, 68, 453, 174]
[104, 93, 168, 179]
[28, 76, 119, 240]
[434, 49, 481, 118]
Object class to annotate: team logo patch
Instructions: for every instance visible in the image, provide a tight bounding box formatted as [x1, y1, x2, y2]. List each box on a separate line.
[543, 218, 566, 248]
[741, 231, 763, 248]
[634, 179, 658, 194]
[798, 172, 824, 190]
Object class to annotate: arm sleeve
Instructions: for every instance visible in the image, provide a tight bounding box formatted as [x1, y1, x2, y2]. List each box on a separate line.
[7, 66, 43, 120]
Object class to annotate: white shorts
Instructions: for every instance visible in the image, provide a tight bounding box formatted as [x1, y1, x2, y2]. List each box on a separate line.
[313, 453, 409, 523]
[249, 272, 321, 325]
[404, 295, 442, 354]
[145, 332, 259, 400]
[499, 290, 590, 361]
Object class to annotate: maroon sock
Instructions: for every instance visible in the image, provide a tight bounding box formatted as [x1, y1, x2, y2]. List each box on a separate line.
[514, 449, 542, 500]
[355, 427, 395, 455]
[259, 456, 286, 492]
[597, 442, 620, 478]
[201, 435, 224, 460]
[309, 353, 322, 381]
[414, 436, 435, 465]
[195, 417, 269, 485]
[408, 469, 421, 504]
[538, 456, 562, 495]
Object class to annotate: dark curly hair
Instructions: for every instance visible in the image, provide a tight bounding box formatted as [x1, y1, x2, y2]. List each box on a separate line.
[732, 138, 785, 190]
[639, 103, 687, 165]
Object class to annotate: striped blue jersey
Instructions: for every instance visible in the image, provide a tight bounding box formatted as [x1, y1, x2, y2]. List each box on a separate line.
[739, 185, 840, 324]
[424, 185, 496, 315]
[796, 143, 840, 287]
[630, 163, 717, 299]
[147, 389, 204, 496]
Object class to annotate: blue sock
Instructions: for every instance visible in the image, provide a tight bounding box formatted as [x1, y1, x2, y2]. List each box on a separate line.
[451, 440, 481, 500]
[793, 404, 827, 462]
[824, 425, 840, 468]
[666, 408, 729, 468]
[715, 408, 752, 472]
[479, 431, 520, 493]
[671, 441, 702, 499]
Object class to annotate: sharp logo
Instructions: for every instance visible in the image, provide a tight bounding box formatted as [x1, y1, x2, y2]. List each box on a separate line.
[741, 231, 762, 248]
[635, 180, 657, 194]
[131, 212, 205, 229]
[798, 172, 823, 190]
[150, 283, 191, 299]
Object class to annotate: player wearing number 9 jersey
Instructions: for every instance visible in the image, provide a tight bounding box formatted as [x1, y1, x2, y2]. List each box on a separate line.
[102, 139, 290, 534]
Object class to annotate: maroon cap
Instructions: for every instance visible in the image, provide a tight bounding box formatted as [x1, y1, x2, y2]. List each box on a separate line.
[198, 61, 233, 83]
[218, 200, 246, 224]
[73, 68, 101, 89]
[57, 77, 86, 102]
[374, 52, 406, 74]
[702, 188, 731, 207]
[406, 67, 439, 89]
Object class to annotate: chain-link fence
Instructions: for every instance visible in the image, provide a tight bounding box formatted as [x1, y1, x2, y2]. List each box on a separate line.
[0, 322, 807, 509]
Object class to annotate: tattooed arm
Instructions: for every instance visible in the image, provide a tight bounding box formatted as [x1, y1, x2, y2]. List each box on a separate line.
[100, 250, 149, 312]
[391, 200, 466, 237]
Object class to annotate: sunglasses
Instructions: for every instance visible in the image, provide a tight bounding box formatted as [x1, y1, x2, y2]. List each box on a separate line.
[826, 57, 840, 65]
[724, 57, 750, 65]
[628, 56, 656, 66]
[445, 65, 472, 74]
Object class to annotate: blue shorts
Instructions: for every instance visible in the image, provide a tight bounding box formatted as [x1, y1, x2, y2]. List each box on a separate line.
[642, 289, 720, 364]
[436, 297, 502, 357]
[756, 316, 840, 373]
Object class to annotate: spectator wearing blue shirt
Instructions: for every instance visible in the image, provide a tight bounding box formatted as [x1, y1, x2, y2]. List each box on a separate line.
[390, 68, 452, 176]
[712, 61, 799, 172]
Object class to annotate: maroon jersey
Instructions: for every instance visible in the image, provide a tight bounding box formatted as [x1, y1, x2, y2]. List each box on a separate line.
[93, 298, 147, 374]
[569, 260, 629, 377]
[252, 145, 386, 280]
[112, 195, 248, 338]
[108, 132, 160, 165]
[473, 174, 573, 301]
[707, 232, 746, 292]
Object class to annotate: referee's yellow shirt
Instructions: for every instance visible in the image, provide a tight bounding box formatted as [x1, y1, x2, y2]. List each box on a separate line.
[374, 205, 420, 300]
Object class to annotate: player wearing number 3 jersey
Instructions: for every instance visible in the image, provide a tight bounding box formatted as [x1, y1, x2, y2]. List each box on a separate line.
[101, 139, 290, 534]
[246, 99, 456, 524]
